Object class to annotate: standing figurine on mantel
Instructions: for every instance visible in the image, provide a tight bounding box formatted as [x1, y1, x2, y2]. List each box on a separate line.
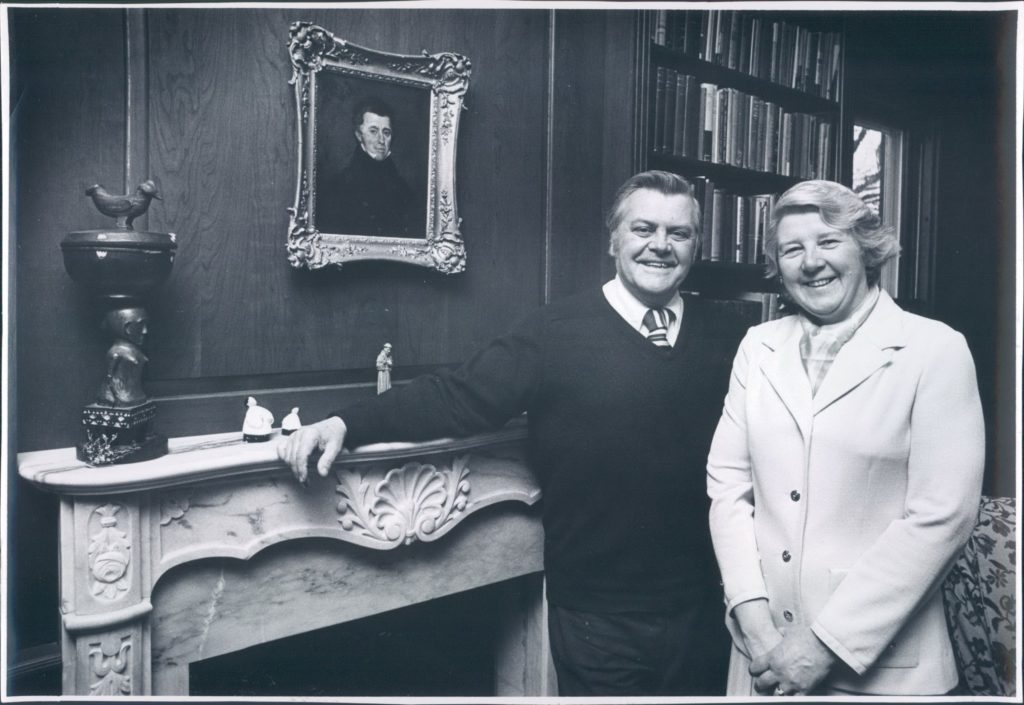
[376, 342, 393, 394]
[242, 396, 274, 442]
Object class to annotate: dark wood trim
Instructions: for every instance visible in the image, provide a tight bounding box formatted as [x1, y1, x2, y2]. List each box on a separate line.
[648, 153, 809, 195]
[7, 642, 61, 679]
[147, 370, 457, 441]
[543, 10, 556, 305]
[125, 9, 149, 204]
[145, 363, 454, 398]
[651, 44, 841, 116]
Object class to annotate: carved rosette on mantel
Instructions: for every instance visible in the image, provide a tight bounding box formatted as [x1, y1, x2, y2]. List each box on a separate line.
[85, 505, 136, 696]
[59, 497, 150, 697]
[61, 180, 177, 465]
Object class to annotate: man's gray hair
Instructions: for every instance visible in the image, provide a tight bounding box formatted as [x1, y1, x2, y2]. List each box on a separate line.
[605, 170, 701, 235]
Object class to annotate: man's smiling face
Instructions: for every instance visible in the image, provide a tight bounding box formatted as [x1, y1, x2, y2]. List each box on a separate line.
[610, 189, 699, 307]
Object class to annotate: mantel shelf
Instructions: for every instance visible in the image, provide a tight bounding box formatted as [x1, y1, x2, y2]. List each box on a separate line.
[18, 417, 529, 496]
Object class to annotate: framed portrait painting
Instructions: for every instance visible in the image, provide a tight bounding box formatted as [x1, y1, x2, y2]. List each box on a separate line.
[287, 22, 472, 273]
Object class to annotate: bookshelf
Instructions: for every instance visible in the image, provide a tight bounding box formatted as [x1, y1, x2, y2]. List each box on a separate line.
[639, 9, 846, 296]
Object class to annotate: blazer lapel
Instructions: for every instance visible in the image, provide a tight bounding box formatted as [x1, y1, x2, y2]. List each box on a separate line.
[759, 317, 814, 440]
[812, 291, 908, 415]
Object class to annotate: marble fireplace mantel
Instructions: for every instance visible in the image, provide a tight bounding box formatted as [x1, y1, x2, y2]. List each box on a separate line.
[18, 419, 553, 696]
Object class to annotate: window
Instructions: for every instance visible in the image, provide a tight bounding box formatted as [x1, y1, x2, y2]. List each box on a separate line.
[852, 122, 904, 296]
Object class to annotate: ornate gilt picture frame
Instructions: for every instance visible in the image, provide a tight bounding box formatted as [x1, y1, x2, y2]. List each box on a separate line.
[287, 22, 472, 273]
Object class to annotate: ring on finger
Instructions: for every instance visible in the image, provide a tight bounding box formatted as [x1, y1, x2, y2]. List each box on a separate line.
[775, 685, 786, 696]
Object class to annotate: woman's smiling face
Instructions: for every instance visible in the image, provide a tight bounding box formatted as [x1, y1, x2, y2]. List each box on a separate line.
[775, 210, 870, 324]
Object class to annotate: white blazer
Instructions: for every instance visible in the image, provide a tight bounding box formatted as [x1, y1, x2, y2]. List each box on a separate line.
[707, 290, 984, 695]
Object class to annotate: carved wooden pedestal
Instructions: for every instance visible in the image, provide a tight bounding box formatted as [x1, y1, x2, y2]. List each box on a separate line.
[19, 422, 553, 696]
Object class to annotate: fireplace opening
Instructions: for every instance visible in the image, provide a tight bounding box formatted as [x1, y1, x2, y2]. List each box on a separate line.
[189, 576, 529, 697]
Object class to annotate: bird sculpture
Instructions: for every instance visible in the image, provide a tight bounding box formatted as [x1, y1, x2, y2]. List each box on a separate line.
[86, 180, 161, 230]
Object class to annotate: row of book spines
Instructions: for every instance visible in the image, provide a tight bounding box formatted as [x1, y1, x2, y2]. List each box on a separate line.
[691, 176, 777, 266]
[652, 9, 841, 100]
[652, 70, 836, 180]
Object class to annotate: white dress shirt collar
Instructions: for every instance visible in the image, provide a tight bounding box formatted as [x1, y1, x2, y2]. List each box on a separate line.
[602, 276, 684, 347]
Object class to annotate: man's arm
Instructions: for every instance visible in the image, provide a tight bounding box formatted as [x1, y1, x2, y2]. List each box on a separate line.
[278, 314, 544, 482]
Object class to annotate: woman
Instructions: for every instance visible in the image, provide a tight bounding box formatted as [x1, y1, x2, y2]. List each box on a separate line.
[706, 180, 984, 696]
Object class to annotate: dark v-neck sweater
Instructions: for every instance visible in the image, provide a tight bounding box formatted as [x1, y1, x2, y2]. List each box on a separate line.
[339, 289, 741, 612]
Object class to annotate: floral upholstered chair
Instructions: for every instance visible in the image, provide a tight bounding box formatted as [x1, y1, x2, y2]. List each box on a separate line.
[943, 495, 1016, 696]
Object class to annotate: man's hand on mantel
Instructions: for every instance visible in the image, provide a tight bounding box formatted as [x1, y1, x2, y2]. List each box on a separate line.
[277, 416, 347, 484]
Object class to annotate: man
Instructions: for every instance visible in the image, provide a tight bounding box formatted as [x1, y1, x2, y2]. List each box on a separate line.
[318, 97, 418, 237]
[280, 170, 739, 696]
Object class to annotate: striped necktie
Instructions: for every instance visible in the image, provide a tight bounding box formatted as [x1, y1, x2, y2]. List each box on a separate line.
[642, 308, 674, 347]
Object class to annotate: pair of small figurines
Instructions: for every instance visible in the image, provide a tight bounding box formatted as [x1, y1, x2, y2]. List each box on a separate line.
[242, 397, 301, 443]
[242, 343, 393, 442]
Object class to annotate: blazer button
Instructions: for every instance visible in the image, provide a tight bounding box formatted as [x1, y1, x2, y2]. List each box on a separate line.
[782, 550, 792, 562]
[790, 490, 801, 501]
[783, 610, 794, 622]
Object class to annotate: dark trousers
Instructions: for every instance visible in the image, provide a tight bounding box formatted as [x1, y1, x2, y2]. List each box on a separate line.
[547, 587, 730, 697]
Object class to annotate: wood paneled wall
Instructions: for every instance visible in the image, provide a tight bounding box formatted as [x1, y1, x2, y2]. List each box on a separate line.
[15, 8, 562, 453]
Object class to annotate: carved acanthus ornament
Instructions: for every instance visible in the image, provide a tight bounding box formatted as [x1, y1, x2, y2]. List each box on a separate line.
[88, 504, 131, 601]
[335, 457, 471, 547]
[88, 635, 132, 696]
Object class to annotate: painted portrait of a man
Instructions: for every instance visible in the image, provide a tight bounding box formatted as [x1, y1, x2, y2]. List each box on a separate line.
[315, 73, 429, 238]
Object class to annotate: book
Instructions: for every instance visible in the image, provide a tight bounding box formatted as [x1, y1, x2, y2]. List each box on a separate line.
[710, 188, 724, 261]
[672, 72, 687, 156]
[751, 194, 773, 264]
[714, 87, 729, 164]
[761, 293, 781, 322]
[653, 10, 668, 45]
[746, 96, 760, 171]
[726, 11, 741, 69]
[719, 193, 736, 263]
[767, 102, 781, 174]
[725, 88, 740, 167]
[653, 66, 666, 153]
[683, 75, 701, 157]
[780, 111, 793, 176]
[662, 67, 678, 154]
[699, 82, 716, 161]
[682, 12, 702, 56]
[735, 195, 748, 264]
[704, 10, 719, 63]
[699, 176, 716, 261]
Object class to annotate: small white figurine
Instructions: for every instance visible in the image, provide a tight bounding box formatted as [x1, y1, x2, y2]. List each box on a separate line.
[281, 407, 302, 436]
[376, 342, 393, 394]
[242, 396, 274, 442]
